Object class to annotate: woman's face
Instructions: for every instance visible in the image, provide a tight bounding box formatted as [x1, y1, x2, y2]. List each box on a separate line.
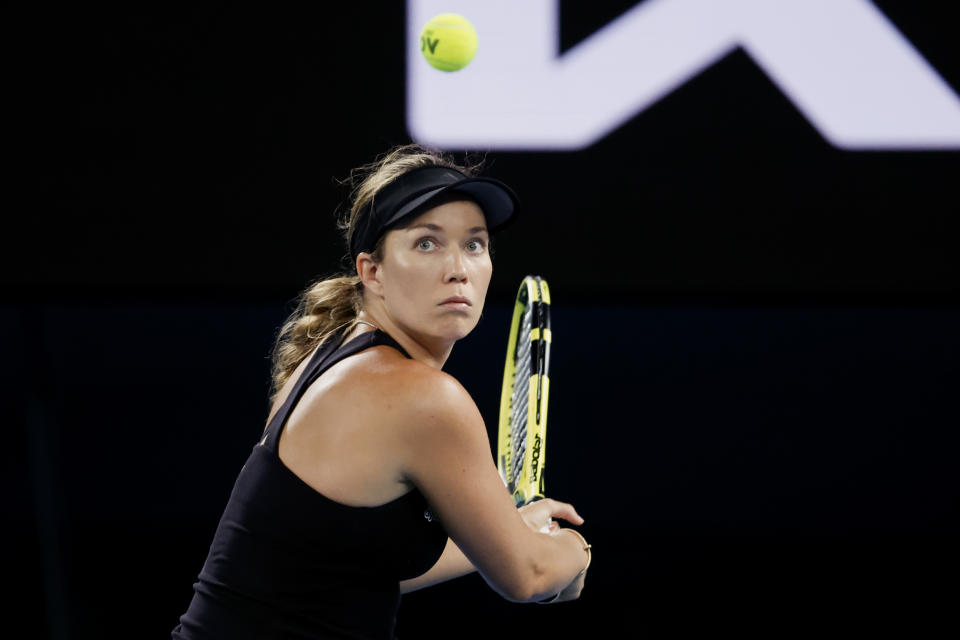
[375, 198, 492, 344]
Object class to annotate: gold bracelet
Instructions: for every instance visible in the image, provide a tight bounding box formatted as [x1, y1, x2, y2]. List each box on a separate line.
[563, 528, 592, 573]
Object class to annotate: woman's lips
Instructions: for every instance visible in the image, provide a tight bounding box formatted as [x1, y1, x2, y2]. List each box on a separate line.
[440, 297, 472, 309]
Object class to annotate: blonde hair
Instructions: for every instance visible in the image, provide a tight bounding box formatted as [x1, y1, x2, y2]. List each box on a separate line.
[269, 144, 483, 401]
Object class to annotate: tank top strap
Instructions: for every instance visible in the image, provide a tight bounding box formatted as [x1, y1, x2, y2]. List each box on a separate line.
[261, 328, 411, 452]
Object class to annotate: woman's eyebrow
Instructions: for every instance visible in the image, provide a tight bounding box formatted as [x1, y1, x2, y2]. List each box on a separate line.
[406, 223, 488, 234]
[406, 223, 443, 232]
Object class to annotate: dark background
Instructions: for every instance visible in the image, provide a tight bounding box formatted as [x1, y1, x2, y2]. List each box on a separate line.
[8, 1, 958, 638]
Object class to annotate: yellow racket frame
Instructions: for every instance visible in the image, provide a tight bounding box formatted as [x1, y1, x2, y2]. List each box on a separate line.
[497, 276, 552, 506]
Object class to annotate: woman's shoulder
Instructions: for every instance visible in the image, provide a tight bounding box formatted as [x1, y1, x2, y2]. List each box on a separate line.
[337, 343, 475, 420]
[357, 344, 465, 396]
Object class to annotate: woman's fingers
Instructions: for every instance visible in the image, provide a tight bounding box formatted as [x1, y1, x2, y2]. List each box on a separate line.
[518, 498, 585, 535]
[541, 498, 584, 525]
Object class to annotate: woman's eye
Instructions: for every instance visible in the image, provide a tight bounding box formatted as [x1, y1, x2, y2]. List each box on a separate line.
[417, 238, 436, 251]
[466, 239, 486, 253]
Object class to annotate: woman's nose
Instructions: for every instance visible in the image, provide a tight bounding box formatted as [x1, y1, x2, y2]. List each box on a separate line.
[445, 248, 467, 282]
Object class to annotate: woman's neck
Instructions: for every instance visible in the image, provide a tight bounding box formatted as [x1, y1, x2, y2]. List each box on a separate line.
[355, 308, 454, 370]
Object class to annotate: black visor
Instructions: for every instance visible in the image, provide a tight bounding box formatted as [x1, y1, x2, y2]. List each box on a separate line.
[349, 165, 519, 263]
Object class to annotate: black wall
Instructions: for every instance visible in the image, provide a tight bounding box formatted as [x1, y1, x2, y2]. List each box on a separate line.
[9, 1, 958, 638]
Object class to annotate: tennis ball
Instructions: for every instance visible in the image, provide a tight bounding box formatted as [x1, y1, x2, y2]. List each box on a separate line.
[420, 13, 478, 72]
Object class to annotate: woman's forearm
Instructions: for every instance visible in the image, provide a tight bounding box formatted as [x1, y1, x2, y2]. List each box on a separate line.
[400, 537, 476, 593]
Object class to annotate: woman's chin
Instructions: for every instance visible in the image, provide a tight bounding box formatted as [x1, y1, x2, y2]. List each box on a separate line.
[435, 315, 480, 342]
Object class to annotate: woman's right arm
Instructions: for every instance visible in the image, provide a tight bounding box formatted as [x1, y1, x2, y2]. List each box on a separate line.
[394, 371, 591, 603]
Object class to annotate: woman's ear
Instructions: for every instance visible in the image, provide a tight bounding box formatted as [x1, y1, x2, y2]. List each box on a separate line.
[356, 252, 383, 297]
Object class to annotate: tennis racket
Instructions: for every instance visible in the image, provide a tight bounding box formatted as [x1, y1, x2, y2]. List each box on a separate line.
[497, 275, 552, 509]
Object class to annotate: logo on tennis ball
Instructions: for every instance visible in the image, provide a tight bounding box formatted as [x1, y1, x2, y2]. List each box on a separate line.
[420, 13, 477, 72]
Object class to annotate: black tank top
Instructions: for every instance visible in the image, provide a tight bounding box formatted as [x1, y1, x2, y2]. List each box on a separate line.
[172, 329, 448, 640]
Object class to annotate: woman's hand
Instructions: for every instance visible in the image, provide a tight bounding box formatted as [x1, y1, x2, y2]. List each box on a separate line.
[540, 565, 586, 604]
[536, 527, 591, 604]
[518, 498, 584, 534]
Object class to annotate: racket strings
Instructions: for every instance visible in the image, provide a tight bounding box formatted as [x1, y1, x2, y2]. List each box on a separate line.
[508, 302, 535, 488]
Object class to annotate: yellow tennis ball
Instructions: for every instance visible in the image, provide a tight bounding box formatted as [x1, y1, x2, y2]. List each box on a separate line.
[420, 13, 478, 72]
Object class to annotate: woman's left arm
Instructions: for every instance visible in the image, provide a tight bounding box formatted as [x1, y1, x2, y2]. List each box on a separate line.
[400, 537, 475, 593]
[400, 501, 559, 593]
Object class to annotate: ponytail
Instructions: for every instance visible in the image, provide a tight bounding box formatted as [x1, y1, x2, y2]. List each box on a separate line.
[269, 275, 362, 402]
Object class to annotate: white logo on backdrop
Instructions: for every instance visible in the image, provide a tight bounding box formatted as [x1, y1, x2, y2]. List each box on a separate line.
[407, 0, 960, 150]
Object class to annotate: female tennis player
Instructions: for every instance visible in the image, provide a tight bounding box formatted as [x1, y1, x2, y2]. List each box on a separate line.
[171, 144, 591, 639]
